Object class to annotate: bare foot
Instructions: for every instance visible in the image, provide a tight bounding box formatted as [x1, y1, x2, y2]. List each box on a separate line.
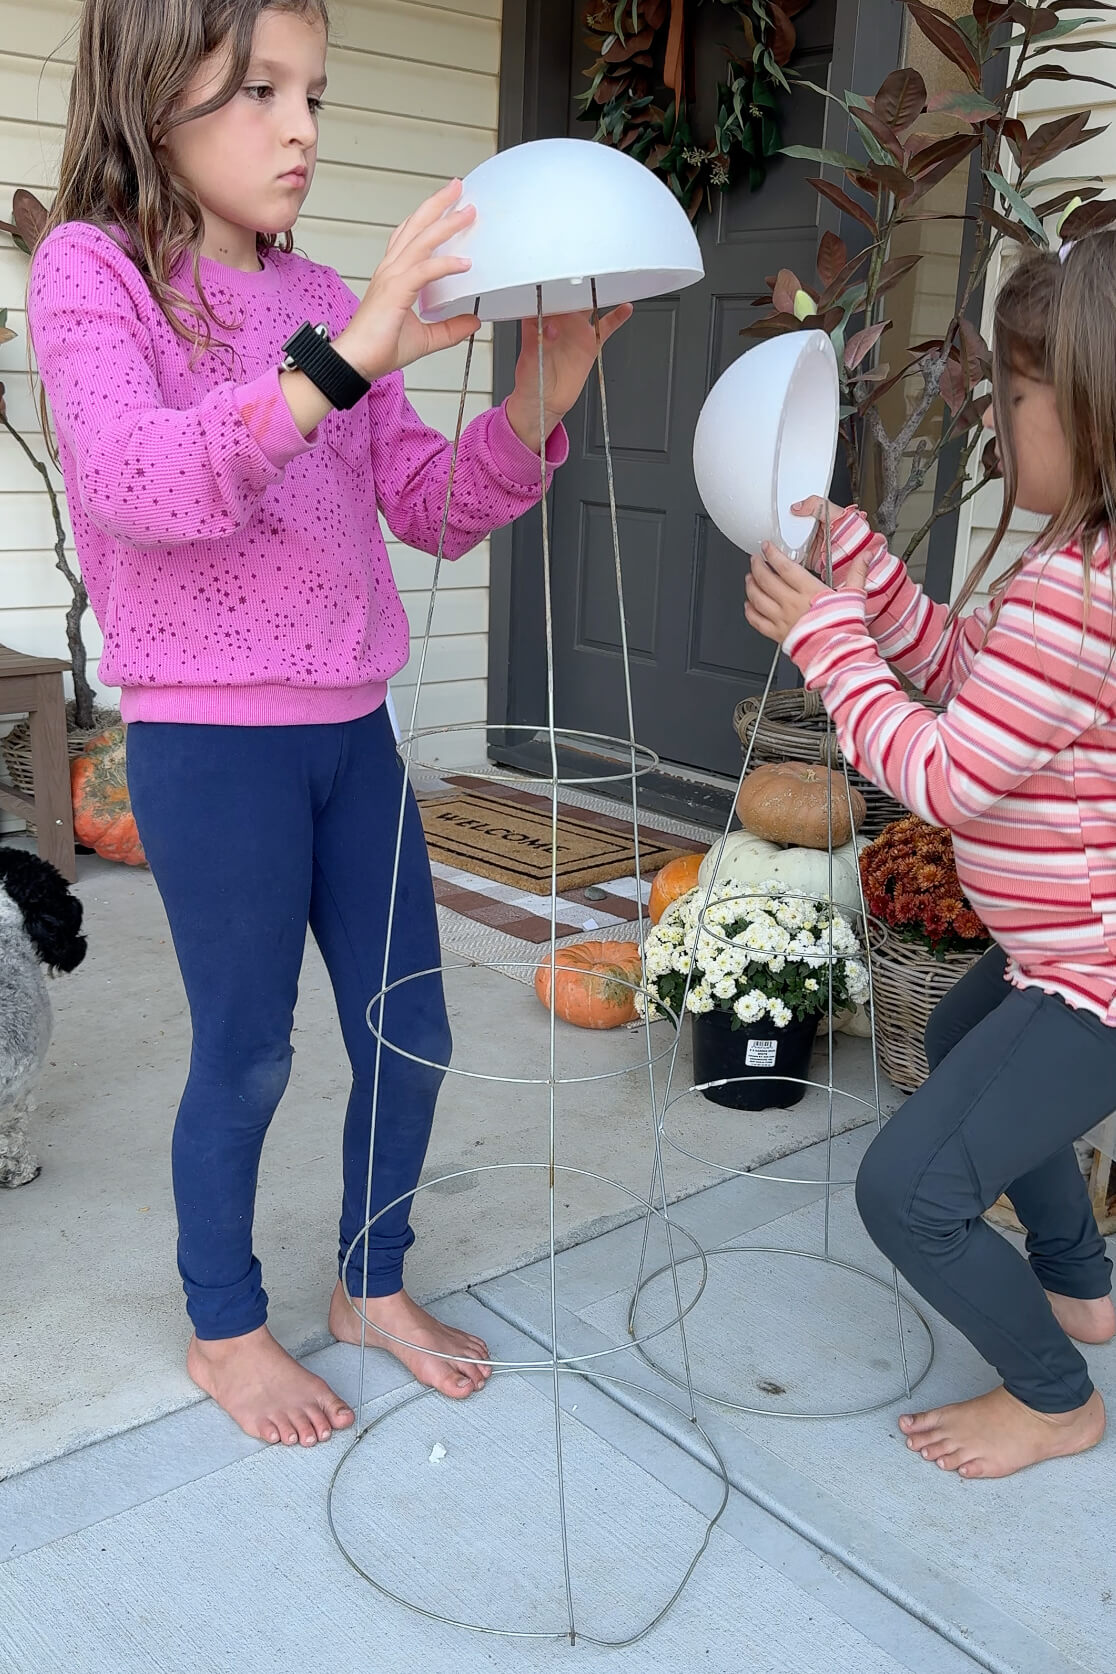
[1045, 1290, 1116, 1345]
[898, 1385, 1105, 1479]
[329, 1281, 492, 1399]
[187, 1326, 354, 1447]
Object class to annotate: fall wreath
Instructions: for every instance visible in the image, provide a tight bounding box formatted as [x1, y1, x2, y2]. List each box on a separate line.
[578, 0, 808, 220]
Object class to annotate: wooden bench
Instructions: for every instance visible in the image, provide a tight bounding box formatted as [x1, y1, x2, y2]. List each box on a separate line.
[0, 644, 77, 882]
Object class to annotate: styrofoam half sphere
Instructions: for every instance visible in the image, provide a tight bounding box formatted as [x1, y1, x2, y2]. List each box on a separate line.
[693, 331, 840, 556]
[418, 138, 704, 324]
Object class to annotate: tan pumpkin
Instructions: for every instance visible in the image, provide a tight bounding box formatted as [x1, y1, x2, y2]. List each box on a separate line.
[70, 726, 146, 867]
[648, 852, 705, 925]
[735, 761, 866, 850]
[534, 940, 643, 1029]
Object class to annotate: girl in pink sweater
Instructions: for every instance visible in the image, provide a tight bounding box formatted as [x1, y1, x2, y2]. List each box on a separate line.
[28, 0, 629, 1447]
[745, 235, 1116, 1479]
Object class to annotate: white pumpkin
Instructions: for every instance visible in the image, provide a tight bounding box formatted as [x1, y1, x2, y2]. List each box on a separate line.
[697, 829, 865, 915]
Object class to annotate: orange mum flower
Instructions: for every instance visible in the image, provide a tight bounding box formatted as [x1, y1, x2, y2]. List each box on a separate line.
[860, 816, 990, 956]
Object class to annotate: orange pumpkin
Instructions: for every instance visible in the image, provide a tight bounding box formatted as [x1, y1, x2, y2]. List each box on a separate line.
[534, 940, 643, 1029]
[70, 726, 146, 866]
[648, 852, 704, 925]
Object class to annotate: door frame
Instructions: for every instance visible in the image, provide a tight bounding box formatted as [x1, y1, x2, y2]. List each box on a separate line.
[487, 0, 909, 759]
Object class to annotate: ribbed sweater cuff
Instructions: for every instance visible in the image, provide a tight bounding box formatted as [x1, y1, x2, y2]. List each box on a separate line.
[233, 368, 318, 470]
[485, 400, 570, 487]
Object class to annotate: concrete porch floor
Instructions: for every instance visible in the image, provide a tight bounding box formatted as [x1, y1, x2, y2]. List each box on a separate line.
[1, 843, 1111, 1672]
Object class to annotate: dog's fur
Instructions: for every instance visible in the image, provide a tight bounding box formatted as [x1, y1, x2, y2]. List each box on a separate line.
[0, 848, 86, 1186]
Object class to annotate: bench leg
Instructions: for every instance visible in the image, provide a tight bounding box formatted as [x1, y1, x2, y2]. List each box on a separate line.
[28, 676, 76, 883]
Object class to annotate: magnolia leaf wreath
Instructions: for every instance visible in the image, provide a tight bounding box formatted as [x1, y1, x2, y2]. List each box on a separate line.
[578, 0, 809, 220]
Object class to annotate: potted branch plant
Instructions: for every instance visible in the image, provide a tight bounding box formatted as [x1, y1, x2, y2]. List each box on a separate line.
[859, 815, 990, 1089]
[0, 190, 121, 831]
[637, 879, 870, 1109]
[735, 0, 1116, 769]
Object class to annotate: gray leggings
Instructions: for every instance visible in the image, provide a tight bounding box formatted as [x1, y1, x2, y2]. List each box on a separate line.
[856, 945, 1114, 1413]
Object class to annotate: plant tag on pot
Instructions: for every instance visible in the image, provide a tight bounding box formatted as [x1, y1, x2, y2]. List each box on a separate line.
[745, 1039, 778, 1068]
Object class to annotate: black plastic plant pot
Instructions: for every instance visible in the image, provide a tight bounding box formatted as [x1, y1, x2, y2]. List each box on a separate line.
[691, 1006, 821, 1111]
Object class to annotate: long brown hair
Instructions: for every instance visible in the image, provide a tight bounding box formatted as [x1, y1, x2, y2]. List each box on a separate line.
[954, 231, 1116, 617]
[35, 0, 328, 350]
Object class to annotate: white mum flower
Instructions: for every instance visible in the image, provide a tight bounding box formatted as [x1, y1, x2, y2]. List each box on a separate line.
[769, 998, 792, 1028]
[805, 977, 819, 993]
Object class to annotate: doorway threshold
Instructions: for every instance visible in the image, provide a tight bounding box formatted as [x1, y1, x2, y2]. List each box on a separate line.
[486, 733, 735, 832]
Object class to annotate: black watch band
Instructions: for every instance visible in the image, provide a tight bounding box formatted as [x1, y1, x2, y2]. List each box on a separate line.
[281, 321, 370, 411]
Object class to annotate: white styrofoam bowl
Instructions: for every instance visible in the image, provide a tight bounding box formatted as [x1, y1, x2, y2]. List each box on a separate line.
[692, 331, 840, 556]
[418, 138, 704, 324]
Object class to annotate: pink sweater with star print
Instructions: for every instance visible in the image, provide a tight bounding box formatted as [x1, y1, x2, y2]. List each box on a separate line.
[784, 508, 1116, 1022]
[27, 221, 566, 726]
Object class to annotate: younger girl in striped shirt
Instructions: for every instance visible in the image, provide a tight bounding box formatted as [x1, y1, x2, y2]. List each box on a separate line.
[745, 233, 1116, 1480]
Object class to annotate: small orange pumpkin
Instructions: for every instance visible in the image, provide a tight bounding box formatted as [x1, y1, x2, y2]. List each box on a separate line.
[648, 852, 704, 925]
[534, 940, 643, 1029]
[70, 726, 146, 866]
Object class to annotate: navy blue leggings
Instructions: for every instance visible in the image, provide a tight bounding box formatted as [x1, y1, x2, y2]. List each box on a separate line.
[127, 708, 450, 1340]
[857, 945, 1114, 1413]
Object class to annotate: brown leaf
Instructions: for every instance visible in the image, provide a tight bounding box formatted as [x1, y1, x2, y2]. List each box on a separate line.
[772, 268, 809, 315]
[982, 435, 1001, 478]
[602, 26, 654, 62]
[904, 0, 982, 89]
[973, 0, 1012, 26]
[958, 317, 991, 379]
[873, 68, 927, 135]
[817, 230, 849, 289]
[0, 380, 6, 421]
[909, 131, 980, 179]
[924, 88, 1000, 123]
[980, 205, 1032, 245]
[740, 312, 804, 339]
[845, 320, 891, 369]
[875, 252, 924, 296]
[770, 3, 798, 66]
[865, 162, 917, 199]
[0, 327, 14, 349]
[1016, 64, 1116, 94]
[1032, 185, 1102, 218]
[1060, 199, 1116, 239]
[814, 247, 872, 311]
[12, 190, 49, 250]
[856, 103, 908, 164]
[808, 176, 878, 235]
[1021, 111, 1098, 172]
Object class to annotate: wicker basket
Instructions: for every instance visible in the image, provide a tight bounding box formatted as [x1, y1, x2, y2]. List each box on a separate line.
[733, 687, 907, 837]
[1, 704, 120, 830]
[868, 919, 983, 1092]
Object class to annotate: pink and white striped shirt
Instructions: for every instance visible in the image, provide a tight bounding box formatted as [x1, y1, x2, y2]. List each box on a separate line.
[783, 508, 1116, 1023]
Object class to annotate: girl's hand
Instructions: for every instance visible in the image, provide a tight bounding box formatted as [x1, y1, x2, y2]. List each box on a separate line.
[334, 180, 481, 382]
[745, 540, 869, 644]
[505, 305, 633, 452]
[790, 496, 850, 576]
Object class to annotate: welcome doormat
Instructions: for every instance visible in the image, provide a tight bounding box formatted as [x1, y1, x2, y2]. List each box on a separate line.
[418, 779, 695, 893]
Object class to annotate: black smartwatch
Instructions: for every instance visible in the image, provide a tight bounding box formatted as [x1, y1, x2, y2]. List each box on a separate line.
[280, 321, 370, 411]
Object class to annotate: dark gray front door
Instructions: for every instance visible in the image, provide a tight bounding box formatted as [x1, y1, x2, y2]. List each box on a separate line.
[489, 0, 903, 782]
